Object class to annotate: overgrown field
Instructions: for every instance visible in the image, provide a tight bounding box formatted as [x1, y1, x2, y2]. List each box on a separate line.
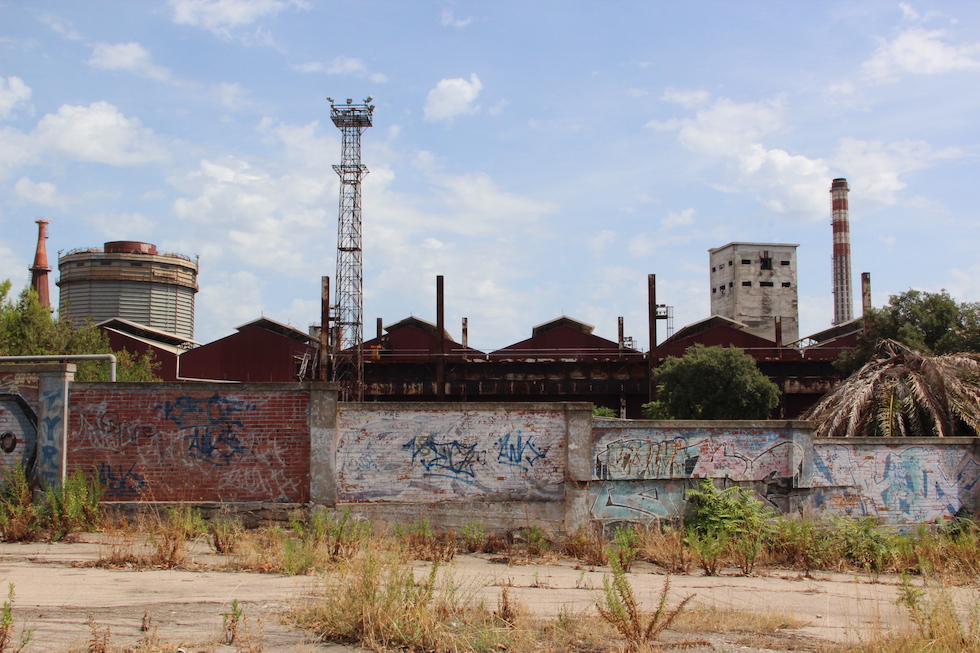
[4, 468, 980, 652]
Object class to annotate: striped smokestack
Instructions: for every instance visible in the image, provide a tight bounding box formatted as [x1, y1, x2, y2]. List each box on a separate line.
[830, 178, 853, 325]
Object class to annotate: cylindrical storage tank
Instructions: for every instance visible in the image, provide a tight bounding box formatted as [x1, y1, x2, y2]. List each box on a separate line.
[57, 242, 199, 339]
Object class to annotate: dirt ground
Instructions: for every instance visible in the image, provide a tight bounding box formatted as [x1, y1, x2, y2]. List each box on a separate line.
[0, 535, 969, 652]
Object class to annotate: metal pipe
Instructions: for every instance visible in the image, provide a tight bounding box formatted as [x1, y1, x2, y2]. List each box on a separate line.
[0, 354, 116, 381]
[436, 275, 445, 400]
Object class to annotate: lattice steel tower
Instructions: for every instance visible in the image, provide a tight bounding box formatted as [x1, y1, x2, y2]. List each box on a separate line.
[329, 97, 374, 400]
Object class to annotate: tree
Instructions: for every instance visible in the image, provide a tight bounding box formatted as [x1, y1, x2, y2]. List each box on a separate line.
[0, 281, 159, 382]
[805, 339, 980, 437]
[643, 344, 780, 420]
[837, 289, 980, 375]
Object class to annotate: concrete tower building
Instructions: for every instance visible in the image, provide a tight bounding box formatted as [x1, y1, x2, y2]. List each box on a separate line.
[57, 241, 198, 339]
[708, 242, 799, 343]
[831, 178, 854, 325]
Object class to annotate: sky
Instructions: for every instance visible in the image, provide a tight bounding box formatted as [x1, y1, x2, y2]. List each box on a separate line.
[1, 1, 979, 351]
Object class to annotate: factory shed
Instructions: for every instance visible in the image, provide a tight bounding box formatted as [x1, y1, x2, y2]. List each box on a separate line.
[178, 317, 317, 382]
[655, 315, 848, 418]
[363, 316, 484, 360]
[799, 318, 864, 361]
[98, 318, 198, 382]
[657, 315, 794, 361]
[490, 316, 644, 361]
[358, 315, 650, 416]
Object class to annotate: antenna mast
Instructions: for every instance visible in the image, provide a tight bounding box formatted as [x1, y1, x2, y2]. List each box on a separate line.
[329, 97, 374, 400]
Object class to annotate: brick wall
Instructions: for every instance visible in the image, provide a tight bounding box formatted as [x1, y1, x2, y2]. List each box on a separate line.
[67, 383, 311, 502]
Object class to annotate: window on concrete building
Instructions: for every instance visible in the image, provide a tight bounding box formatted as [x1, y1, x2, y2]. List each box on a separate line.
[741, 259, 751, 264]
[760, 281, 774, 287]
[781, 260, 790, 266]
[712, 266, 716, 272]
[782, 282, 791, 287]
[742, 281, 752, 287]
[729, 261, 733, 266]
[728, 282, 733, 288]
[761, 253, 773, 270]
[712, 288, 716, 294]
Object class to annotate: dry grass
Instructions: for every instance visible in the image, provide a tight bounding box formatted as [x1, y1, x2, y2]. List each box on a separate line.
[838, 580, 980, 653]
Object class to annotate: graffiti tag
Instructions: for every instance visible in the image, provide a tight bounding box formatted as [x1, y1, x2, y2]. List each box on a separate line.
[496, 431, 544, 471]
[403, 434, 478, 480]
[99, 462, 147, 495]
[158, 395, 250, 467]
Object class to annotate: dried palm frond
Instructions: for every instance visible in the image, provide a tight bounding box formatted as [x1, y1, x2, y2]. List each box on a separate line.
[805, 339, 980, 438]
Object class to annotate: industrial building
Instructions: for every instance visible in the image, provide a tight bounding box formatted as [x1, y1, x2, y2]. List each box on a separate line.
[57, 241, 199, 340]
[31, 153, 862, 420]
[708, 242, 799, 343]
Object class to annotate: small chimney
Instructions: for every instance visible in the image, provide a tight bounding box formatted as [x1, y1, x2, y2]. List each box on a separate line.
[30, 219, 52, 310]
[830, 178, 854, 325]
[861, 272, 872, 317]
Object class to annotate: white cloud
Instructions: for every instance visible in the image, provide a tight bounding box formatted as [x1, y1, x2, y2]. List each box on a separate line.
[424, 74, 482, 121]
[831, 137, 959, 206]
[588, 229, 616, 252]
[170, 0, 309, 40]
[862, 27, 980, 81]
[0, 102, 168, 176]
[654, 94, 830, 218]
[37, 13, 83, 40]
[196, 270, 266, 334]
[170, 133, 336, 272]
[662, 208, 695, 228]
[441, 9, 471, 28]
[85, 212, 155, 239]
[0, 76, 31, 119]
[0, 239, 27, 290]
[293, 56, 387, 83]
[661, 87, 710, 109]
[34, 102, 169, 166]
[14, 177, 69, 208]
[88, 42, 175, 83]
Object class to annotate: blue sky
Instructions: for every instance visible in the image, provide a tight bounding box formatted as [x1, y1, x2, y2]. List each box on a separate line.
[2, 0, 979, 350]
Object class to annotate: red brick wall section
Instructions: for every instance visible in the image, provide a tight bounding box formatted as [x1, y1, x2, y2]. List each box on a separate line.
[67, 384, 311, 502]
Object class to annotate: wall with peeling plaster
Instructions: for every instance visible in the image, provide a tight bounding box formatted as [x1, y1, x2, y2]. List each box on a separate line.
[590, 420, 980, 526]
[2, 368, 976, 531]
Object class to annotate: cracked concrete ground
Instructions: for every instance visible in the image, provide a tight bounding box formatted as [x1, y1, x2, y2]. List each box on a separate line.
[1, 535, 968, 652]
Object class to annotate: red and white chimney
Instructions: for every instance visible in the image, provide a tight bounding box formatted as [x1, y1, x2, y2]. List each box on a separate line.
[830, 178, 853, 325]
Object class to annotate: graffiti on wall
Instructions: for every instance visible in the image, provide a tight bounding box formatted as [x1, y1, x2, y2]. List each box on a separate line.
[811, 443, 980, 523]
[403, 435, 479, 482]
[336, 409, 566, 503]
[68, 389, 309, 502]
[593, 427, 802, 483]
[590, 480, 689, 522]
[36, 384, 66, 488]
[496, 431, 545, 471]
[0, 394, 37, 471]
[157, 395, 253, 466]
[99, 461, 147, 495]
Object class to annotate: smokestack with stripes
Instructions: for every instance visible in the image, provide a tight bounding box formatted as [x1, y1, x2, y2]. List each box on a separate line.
[830, 178, 853, 325]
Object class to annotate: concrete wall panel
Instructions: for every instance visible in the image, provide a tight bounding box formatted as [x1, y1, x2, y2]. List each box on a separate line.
[593, 421, 807, 483]
[810, 439, 980, 523]
[336, 404, 567, 503]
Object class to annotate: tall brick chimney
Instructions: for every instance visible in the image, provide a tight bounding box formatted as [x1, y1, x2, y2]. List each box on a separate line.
[830, 179, 853, 325]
